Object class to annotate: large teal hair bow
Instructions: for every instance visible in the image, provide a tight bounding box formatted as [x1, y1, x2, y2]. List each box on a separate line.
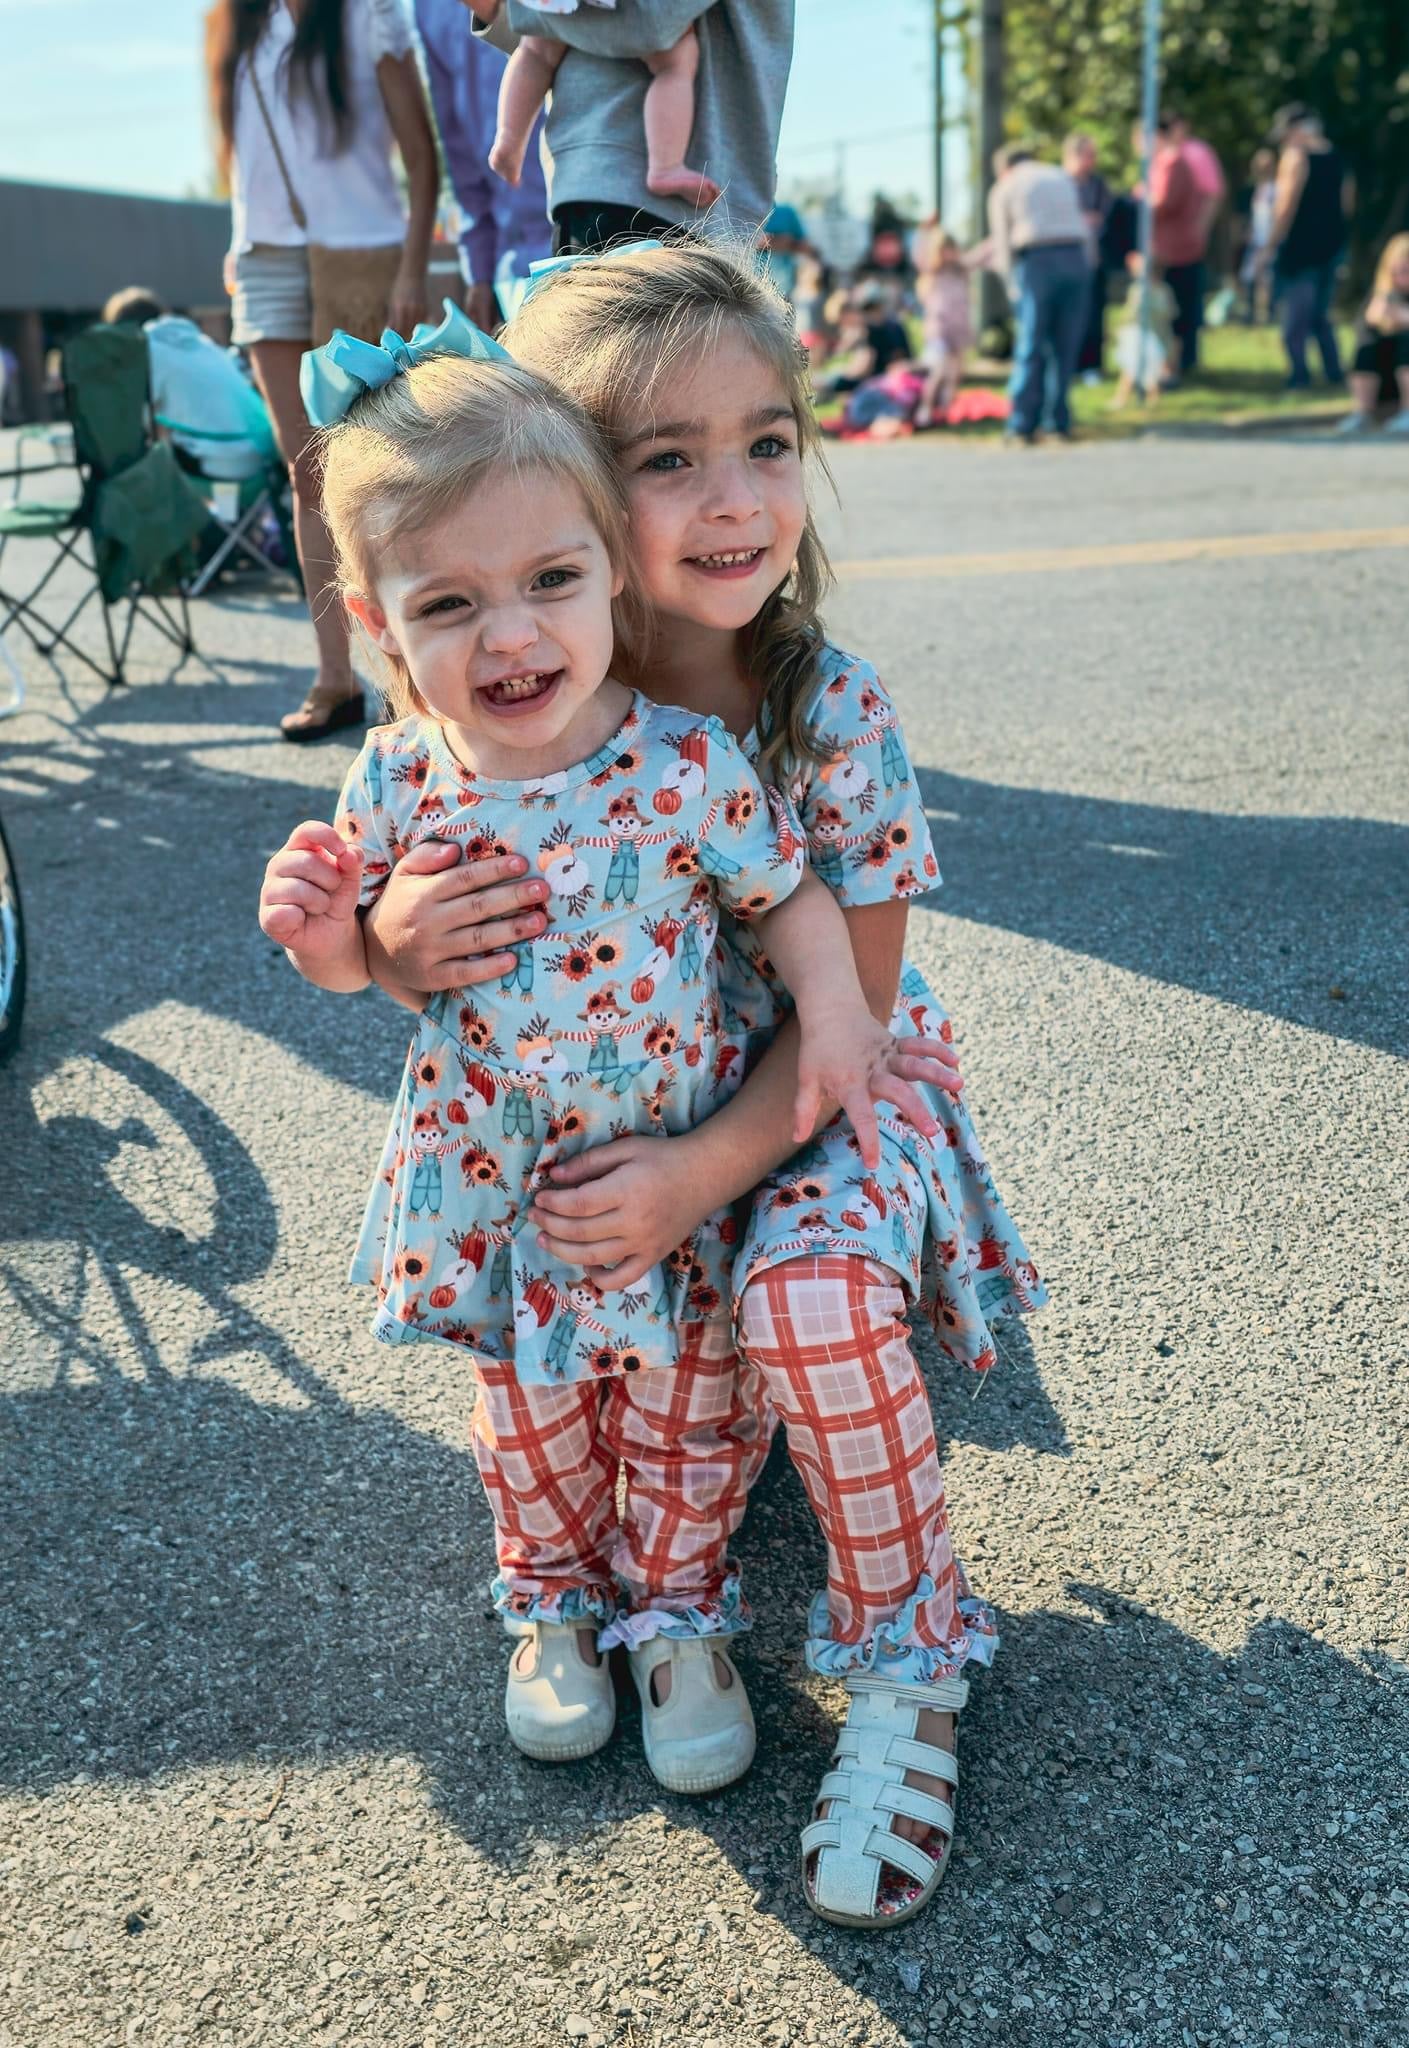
[494, 238, 664, 323]
[300, 298, 514, 428]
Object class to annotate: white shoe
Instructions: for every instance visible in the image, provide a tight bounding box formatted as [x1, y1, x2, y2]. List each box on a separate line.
[628, 1636, 756, 1793]
[1384, 409, 1409, 435]
[504, 1622, 616, 1763]
[1334, 411, 1376, 435]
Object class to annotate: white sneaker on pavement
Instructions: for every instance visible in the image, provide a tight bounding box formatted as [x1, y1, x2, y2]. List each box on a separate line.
[504, 1622, 616, 1763]
[628, 1635, 756, 1793]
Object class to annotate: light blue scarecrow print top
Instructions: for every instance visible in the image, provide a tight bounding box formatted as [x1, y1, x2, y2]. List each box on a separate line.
[338, 690, 806, 1385]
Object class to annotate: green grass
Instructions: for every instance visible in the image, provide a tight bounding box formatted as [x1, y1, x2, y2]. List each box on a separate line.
[1070, 318, 1357, 436]
[814, 318, 1357, 439]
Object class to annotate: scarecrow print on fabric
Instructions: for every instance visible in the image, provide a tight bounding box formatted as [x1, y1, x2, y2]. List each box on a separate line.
[719, 643, 1047, 1368]
[338, 692, 805, 1386]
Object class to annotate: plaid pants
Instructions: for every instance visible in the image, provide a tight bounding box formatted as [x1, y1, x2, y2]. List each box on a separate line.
[471, 1314, 768, 1631]
[737, 1255, 989, 1675]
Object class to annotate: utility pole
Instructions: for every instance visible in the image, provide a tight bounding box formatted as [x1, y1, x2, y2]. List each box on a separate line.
[933, 3, 945, 219]
[1134, 0, 1164, 394]
[973, 0, 1005, 325]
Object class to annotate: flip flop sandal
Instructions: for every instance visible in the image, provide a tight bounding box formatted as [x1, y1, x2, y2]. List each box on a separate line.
[503, 1620, 616, 1763]
[280, 687, 366, 744]
[801, 1671, 967, 1929]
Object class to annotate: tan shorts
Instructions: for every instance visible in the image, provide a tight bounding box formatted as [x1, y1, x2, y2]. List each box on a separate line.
[230, 244, 313, 348]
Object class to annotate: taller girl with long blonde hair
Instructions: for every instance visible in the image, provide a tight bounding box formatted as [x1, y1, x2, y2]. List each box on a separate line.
[364, 243, 1047, 1929]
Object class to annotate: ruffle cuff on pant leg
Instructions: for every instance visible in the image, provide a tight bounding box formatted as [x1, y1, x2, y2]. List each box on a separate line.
[491, 1575, 618, 1635]
[803, 1575, 1000, 1686]
[598, 1569, 751, 1652]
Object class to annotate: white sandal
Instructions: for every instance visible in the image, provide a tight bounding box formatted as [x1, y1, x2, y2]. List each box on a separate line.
[503, 1621, 616, 1763]
[628, 1636, 756, 1794]
[801, 1671, 967, 1927]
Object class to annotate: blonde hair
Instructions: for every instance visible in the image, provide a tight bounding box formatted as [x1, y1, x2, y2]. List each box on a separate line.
[1372, 232, 1409, 301]
[503, 239, 834, 775]
[318, 353, 644, 718]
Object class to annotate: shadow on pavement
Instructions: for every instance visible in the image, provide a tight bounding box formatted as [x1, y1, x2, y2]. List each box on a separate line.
[4, 1345, 1401, 2040]
[915, 766, 1409, 1056]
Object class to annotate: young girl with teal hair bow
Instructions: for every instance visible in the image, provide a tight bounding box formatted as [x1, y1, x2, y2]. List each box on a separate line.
[258, 325, 963, 1802]
[361, 240, 1047, 1929]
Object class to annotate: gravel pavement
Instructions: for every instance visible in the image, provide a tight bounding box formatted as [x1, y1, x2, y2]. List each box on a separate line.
[2, 434, 1406, 2048]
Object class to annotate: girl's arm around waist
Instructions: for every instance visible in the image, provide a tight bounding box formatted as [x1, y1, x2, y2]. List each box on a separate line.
[528, 901, 963, 1289]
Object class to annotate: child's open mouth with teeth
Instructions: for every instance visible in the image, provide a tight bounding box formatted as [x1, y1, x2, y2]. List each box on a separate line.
[688, 547, 765, 576]
[481, 670, 564, 714]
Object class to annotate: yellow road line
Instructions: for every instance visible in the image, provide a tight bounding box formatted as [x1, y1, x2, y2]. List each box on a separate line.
[833, 525, 1409, 580]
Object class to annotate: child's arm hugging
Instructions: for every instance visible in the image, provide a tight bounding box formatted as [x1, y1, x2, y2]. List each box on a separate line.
[746, 869, 945, 1171]
[692, 724, 956, 1172]
[258, 821, 370, 993]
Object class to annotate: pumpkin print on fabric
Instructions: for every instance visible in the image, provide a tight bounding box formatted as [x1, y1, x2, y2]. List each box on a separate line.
[337, 694, 806, 1387]
[717, 644, 1048, 1370]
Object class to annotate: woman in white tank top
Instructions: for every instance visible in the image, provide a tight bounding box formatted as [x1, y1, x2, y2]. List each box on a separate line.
[207, 0, 439, 740]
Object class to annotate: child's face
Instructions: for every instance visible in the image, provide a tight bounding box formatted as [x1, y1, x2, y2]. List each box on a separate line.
[616, 328, 808, 640]
[353, 468, 622, 773]
[1391, 257, 1409, 293]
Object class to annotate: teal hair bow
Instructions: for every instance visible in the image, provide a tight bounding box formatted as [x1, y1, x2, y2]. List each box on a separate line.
[299, 298, 514, 428]
[494, 238, 665, 324]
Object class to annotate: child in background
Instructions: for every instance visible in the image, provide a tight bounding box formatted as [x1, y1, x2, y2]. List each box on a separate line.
[483, 0, 721, 207]
[259, 315, 959, 1796]
[913, 221, 979, 426]
[1338, 233, 1409, 434]
[1114, 251, 1179, 405]
[1240, 147, 1278, 324]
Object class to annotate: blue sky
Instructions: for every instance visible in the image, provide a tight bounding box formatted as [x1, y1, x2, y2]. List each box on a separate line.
[0, 0, 949, 218]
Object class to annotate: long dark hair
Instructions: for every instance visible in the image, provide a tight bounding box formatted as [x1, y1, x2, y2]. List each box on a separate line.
[206, 0, 351, 177]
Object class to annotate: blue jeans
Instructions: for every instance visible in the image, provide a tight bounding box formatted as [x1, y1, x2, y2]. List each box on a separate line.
[1008, 243, 1091, 436]
[1279, 260, 1344, 387]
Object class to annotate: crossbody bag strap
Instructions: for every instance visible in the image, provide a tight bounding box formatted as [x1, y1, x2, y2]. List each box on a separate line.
[246, 44, 308, 232]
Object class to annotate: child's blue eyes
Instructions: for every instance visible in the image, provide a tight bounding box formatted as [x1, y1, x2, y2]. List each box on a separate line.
[417, 567, 579, 618]
[641, 436, 794, 472]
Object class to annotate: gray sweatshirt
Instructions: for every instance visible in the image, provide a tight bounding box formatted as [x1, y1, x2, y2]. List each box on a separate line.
[482, 1, 794, 237]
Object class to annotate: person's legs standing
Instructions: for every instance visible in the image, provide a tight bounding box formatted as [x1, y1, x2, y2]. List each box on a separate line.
[1309, 258, 1345, 385]
[1077, 259, 1106, 374]
[599, 1318, 770, 1789]
[246, 337, 359, 733]
[602, 1315, 770, 1638]
[471, 1361, 619, 1625]
[738, 1257, 996, 1910]
[1280, 267, 1316, 386]
[1007, 250, 1049, 438]
[1164, 260, 1204, 375]
[1044, 251, 1090, 434]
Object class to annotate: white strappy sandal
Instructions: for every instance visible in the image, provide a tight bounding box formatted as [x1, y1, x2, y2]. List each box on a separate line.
[801, 1672, 967, 1927]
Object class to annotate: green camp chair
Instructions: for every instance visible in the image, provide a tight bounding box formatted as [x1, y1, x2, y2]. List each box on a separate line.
[156, 375, 303, 601]
[0, 324, 209, 687]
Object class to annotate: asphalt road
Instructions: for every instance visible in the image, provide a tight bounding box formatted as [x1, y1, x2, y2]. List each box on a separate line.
[2, 433, 1406, 2048]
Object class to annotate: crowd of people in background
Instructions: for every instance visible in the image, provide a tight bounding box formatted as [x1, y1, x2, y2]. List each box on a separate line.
[56, 0, 1406, 733]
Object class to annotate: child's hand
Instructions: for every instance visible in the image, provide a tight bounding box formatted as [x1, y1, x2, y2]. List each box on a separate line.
[259, 822, 363, 956]
[794, 1002, 963, 1170]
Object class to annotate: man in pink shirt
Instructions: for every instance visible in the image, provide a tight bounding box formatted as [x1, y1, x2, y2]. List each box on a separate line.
[1136, 114, 1220, 378]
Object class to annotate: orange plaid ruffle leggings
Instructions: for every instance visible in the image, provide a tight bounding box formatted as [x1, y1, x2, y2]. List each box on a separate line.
[473, 1255, 982, 1672]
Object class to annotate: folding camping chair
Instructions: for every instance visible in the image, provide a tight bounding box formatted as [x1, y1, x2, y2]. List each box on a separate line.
[155, 385, 303, 600]
[0, 324, 209, 687]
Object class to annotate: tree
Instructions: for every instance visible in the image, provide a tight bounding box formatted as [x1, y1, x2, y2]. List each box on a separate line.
[999, 0, 1408, 281]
